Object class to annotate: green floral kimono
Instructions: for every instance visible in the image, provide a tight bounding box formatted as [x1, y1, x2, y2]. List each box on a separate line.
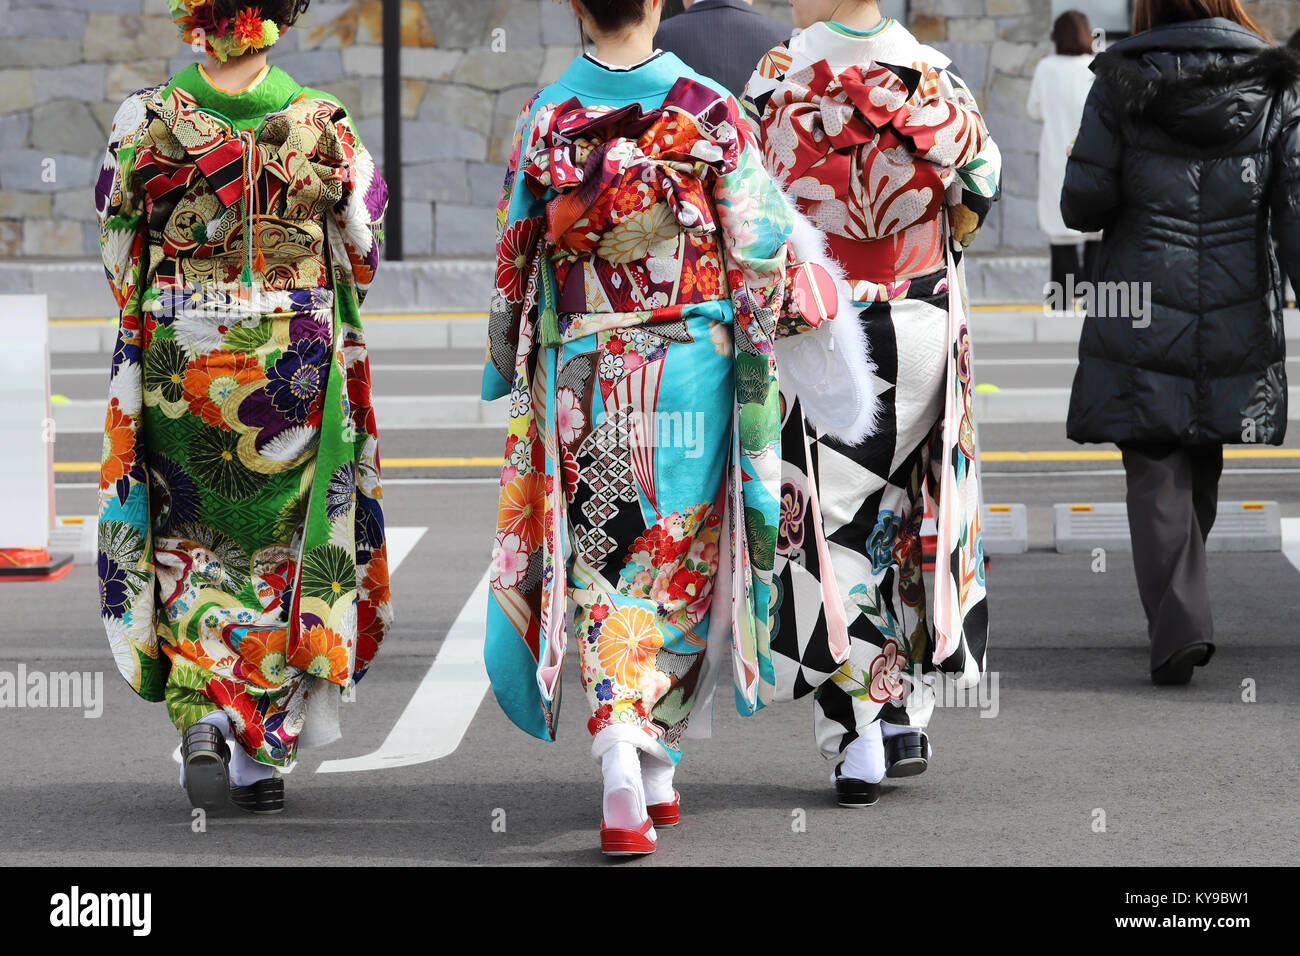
[94, 64, 391, 769]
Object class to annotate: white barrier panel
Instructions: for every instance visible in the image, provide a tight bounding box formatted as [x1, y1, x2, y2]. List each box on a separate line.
[0, 295, 53, 550]
[1054, 501, 1282, 554]
[50, 516, 96, 565]
[982, 504, 1029, 554]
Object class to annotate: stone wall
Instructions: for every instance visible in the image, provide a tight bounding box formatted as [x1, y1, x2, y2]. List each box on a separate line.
[1, 0, 1297, 262]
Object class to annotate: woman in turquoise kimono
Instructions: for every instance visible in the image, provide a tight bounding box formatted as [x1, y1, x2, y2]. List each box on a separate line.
[483, 0, 869, 855]
[95, 0, 391, 813]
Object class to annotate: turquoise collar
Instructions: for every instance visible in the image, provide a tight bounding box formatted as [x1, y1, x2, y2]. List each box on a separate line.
[827, 18, 893, 38]
[554, 50, 691, 99]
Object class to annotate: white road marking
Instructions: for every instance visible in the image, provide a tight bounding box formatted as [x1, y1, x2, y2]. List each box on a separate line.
[316, 568, 491, 773]
[171, 526, 428, 767]
[1283, 518, 1300, 574]
[383, 525, 426, 573]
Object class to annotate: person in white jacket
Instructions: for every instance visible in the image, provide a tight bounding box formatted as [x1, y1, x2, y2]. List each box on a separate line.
[1028, 10, 1103, 307]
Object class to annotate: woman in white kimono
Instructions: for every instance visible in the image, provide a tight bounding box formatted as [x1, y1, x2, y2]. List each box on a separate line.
[745, 0, 999, 808]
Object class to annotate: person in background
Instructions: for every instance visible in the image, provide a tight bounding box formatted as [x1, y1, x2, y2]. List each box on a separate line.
[654, 0, 791, 97]
[1028, 10, 1102, 308]
[1062, 0, 1300, 685]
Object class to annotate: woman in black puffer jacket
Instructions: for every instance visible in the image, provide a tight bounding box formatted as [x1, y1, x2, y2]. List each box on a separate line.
[1062, 0, 1300, 685]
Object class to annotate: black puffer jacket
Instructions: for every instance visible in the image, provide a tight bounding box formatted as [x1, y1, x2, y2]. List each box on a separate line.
[1062, 18, 1300, 446]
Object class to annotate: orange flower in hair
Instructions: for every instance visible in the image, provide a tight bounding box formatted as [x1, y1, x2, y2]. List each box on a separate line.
[232, 8, 266, 48]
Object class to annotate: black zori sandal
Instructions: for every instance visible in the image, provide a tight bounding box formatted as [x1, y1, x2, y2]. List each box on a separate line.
[833, 764, 881, 808]
[181, 722, 231, 811]
[884, 731, 931, 778]
[230, 775, 284, 815]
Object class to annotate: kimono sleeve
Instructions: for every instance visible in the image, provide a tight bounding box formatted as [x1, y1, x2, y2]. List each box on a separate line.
[712, 118, 798, 320]
[741, 42, 790, 126]
[328, 109, 388, 307]
[1061, 72, 1122, 234]
[483, 93, 546, 402]
[937, 66, 1002, 247]
[95, 89, 167, 703]
[94, 88, 157, 313]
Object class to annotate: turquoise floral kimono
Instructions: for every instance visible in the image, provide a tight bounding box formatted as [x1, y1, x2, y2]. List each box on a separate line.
[481, 51, 848, 761]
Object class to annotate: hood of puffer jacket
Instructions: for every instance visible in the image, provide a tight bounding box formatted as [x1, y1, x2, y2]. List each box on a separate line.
[1091, 18, 1300, 146]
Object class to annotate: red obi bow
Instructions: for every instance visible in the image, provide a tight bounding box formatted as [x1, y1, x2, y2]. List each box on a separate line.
[522, 78, 742, 249]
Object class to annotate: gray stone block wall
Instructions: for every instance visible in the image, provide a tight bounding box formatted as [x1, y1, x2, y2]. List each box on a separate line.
[2, 0, 1296, 263]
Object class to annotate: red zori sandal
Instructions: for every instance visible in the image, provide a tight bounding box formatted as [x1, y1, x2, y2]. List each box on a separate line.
[647, 790, 680, 827]
[600, 818, 657, 856]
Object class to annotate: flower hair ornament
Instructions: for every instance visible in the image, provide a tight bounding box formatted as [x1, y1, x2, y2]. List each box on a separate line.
[168, 1, 282, 62]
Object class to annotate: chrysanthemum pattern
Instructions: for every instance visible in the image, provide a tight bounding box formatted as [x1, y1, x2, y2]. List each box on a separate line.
[95, 73, 391, 769]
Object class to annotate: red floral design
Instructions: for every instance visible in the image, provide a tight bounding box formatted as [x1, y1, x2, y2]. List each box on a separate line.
[497, 217, 542, 303]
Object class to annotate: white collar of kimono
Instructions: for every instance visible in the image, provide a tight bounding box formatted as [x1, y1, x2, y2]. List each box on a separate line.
[790, 20, 951, 73]
[583, 48, 665, 72]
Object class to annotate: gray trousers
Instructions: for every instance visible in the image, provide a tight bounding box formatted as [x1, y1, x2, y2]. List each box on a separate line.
[1119, 443, 1224, 670]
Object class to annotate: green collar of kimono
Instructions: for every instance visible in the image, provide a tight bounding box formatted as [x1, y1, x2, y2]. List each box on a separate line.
[165, 63, 305, 131]
[553, 50, 697, 100]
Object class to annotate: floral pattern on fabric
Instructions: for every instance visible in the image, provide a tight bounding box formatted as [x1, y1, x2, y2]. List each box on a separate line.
[95, 65, 391, 769]
[743, 23, 1002, 282]
[481, 60, 830, 753]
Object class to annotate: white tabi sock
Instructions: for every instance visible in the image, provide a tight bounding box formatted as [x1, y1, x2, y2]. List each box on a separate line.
[178, 711, 275, 788]
[228, 742, 276, 788]
[602, 742, 651, 832]
[639, 750, 676, 806]
[835, 720, 886, 784]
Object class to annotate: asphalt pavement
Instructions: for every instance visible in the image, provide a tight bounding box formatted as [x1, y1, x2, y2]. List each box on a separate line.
[3, 320, 1298, 866]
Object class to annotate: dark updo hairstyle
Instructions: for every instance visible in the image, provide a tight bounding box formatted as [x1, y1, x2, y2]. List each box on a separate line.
[212, 0, 312, 28]
[578, 0, 650, 34]
[1052, 10, 1094, 56]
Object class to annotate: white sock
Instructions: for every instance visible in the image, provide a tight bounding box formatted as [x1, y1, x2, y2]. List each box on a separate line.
[639, 750, 676, 806]
[228, 743, 276, 787]
[178, 711, 275, 788]
[602, 742, 650, 832]
[835, 720, 885, 784]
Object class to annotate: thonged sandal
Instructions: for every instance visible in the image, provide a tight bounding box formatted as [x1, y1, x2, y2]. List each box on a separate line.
[833, 764, 880, 808]
[230, 774, 284, 815]
[647, 790, 680, 827]
[884, 731, 931, 778]
[600, 817, 657, 856]
[181, 722, 230, 811]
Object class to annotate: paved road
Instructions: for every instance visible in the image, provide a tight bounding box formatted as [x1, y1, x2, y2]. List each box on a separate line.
[4, 332, 1298, 866]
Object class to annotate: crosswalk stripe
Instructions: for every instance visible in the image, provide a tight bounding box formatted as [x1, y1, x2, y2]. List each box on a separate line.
[316, 568, 491, 774]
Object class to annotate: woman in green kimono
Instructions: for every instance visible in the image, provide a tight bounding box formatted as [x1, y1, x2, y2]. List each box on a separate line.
[483, 0, 871, 856]
[95, 0, 391, 813]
